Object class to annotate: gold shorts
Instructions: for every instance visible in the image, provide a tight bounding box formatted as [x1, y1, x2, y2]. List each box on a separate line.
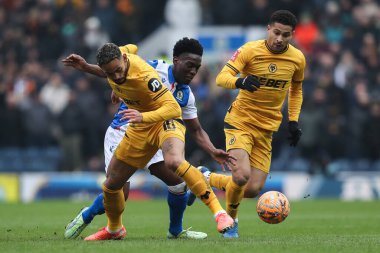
[114, 119, 186, 168]
[224, 122, 273, 173]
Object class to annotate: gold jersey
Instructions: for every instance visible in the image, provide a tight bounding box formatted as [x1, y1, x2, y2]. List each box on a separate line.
[107, 48, 181, 123]
[216, 40, 305, 132]
[120, 44, 138, 55]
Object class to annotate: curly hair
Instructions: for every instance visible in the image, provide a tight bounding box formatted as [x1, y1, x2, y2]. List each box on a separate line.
[96, 43, 121, 66]
[269, 10, 298, 30]
[173, 37, 203, 57]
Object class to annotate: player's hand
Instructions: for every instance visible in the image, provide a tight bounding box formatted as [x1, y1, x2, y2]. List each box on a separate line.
[235, 75, 260, 92]
[288, 121, 302, 147]
[61, 54, 88, 71]
[111, 90, 122, 104]
[118, 109, 143, 123]
[211, 149, 237, 171]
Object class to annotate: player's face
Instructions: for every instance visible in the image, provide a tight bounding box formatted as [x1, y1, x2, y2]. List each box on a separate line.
[267, 22, 294, 53]
[100, 54, 128, 84]
[173, 53, 202, 84]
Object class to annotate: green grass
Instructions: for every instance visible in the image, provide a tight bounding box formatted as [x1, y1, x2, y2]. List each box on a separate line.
[1, 199, 379, 253]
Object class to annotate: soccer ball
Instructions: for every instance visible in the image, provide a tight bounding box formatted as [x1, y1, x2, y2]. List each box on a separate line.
[256, 191, 290, 224]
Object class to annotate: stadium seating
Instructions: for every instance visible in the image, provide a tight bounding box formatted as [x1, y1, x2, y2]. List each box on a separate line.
[0, 147, 62, 172]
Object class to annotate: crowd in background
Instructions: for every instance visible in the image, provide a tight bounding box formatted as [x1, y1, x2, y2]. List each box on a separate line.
[0, 0, 379, 174]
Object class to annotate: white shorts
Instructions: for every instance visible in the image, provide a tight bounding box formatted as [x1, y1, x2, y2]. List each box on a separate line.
[103, 125, 164, 172]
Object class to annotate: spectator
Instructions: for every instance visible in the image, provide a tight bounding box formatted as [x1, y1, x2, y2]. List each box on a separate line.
[40, 72, 70, 116]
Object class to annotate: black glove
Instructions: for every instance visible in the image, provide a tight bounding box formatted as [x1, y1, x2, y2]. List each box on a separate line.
[288, 121, 302, 147]
[235, 75, 260, 92]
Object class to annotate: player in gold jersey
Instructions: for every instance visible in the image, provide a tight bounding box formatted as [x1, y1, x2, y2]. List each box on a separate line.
[72, 42, 234, 240]
[190, 10, 305, 238]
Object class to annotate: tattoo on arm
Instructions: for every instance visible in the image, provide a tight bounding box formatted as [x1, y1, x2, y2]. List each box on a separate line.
[162, 142, 174, 155]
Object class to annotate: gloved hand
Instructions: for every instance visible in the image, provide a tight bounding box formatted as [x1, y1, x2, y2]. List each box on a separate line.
[288, 121, 302, 147]
[235, 75, 260, 92]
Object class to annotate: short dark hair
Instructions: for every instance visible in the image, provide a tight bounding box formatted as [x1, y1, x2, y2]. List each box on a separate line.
[173, 37, 203, 57]
[96, 43, 121, 66]
[269, 10, 298, 30]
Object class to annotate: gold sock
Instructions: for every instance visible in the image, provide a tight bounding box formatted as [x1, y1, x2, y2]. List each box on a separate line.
[226, 179, 246, 219]
[102, 184, 125, 231]
[176, 160, 223, 215]
[210, 174, 231, 191]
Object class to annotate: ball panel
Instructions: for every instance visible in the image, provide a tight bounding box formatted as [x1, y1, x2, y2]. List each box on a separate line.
[256, 191, 290, 224]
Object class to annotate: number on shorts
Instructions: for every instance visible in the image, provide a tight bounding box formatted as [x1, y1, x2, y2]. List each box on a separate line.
[163, 119, 176, 131]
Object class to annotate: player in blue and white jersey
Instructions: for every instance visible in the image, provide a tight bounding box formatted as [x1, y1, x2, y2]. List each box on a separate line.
[62, 38, 235, 240]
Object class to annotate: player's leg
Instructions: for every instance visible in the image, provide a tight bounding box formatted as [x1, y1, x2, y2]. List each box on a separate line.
[84, 156, 137, 241]
[224, 148, 251, 219]
[83, 182, 130, 223]
[149, 161, 186, 236]
[226, 126, 273, 238]
[148, 158, 207, 239]
[64, 126, 129, 239]
[196, 166, 268, 198]
[162, 137, 233, 233]
[91, 156, 136, 238]
[82, 125, 132, 221]
[85, 126, 157, 240]
[213, 128, 252, 238]
[149, 119, 232, 233]
[242, 127, 272, 197]
[244, 168, 268, 198]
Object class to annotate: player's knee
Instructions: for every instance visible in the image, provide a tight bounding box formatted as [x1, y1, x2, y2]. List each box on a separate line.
[104, 177, 124, 191]
[232, 169, 250, 186]
[232, 171, 250, 186]
[164, 158, 183, 172]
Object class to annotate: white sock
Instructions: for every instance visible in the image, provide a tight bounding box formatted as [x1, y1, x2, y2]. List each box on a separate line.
[106, 226, 123, 234]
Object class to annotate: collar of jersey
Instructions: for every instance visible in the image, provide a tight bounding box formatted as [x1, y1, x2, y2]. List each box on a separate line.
[168, 64, 176, 85]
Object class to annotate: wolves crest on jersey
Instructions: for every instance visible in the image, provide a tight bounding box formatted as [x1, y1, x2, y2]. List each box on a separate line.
[229, 136, 236, 145]
[268, 63, 277, 73]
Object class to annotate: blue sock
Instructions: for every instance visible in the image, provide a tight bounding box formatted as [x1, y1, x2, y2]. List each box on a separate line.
[82, 193, 105, 224]
[167, 191, 187, 236]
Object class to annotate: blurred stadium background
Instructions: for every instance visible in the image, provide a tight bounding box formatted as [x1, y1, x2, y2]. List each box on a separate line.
[1, 0, 380, 203]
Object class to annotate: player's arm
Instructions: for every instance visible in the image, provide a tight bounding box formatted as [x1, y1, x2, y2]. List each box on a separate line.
[141, 90, 181, 123]
[62, 54, 106, 77]
[288, 80, 303, 122]
[287, 54, 306, 146]
[184, 117, 236, 170]
[62, 44, 138, 78]
[216, 45, 260, 92]
[288, 53, 306, 122]
[120, 88, 181, 123]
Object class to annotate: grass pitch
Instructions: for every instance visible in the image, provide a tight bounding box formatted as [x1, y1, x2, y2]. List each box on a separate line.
[0, 199, 379, 253]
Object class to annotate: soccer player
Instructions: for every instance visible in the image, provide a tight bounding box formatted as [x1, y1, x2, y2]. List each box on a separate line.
[189, 10, 305, 238]
[62, 38, 235, 240]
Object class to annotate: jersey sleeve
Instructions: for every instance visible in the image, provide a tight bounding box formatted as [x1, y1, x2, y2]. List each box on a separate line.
[141, 77, 181, 123]
[292, 52, 306, 82]
[119, 44, 139, 55]
[181, 88, 198, 120]
[288, 53, 306, 122]
[216, 43, 254, 89]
